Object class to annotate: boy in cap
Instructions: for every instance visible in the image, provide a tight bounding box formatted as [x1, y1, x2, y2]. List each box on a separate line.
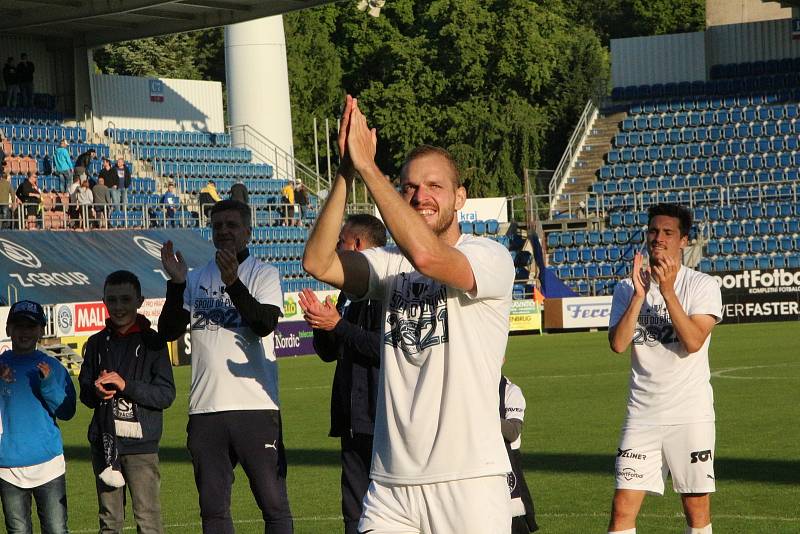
[0, 300, 76, 534]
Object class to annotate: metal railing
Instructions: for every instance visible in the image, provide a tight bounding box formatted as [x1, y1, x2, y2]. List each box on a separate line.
[227, 124, 329, 195]
[548, 100, 598, 209]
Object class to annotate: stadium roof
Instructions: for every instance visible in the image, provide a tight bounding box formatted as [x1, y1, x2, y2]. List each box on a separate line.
[0, 0, 338, 47]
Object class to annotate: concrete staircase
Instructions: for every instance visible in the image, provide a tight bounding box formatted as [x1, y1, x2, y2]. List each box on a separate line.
[553, 110, 626, 215]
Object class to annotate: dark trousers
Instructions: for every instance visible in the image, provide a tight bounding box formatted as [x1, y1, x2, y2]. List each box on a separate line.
[340, 434, 373, 534]
[0, 474, 68, 534]
[187, 410, 293, 534]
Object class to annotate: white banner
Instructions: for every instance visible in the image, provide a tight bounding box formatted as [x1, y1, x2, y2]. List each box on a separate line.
[458, 197, 508, 223]
[0, 306, 9, 348]
[561, 296, 613, 329]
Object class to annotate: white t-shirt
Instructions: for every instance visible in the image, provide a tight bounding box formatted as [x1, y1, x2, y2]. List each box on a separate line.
[360, 234, 514, 485]
[609, 265, 722, 425]
[503, 379, 526, 451]
[0, 454, 65, 489]
[183, 255, 283, 414]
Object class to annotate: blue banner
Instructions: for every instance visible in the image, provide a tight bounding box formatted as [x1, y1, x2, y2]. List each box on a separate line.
[0, 229, 216, 305]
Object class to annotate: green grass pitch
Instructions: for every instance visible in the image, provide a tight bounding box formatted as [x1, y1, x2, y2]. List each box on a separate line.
[17, 321, 800, 532]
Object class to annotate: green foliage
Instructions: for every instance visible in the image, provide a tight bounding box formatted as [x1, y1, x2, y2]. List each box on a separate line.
[93, 34, 202, 80]
[289, 0, 609, 197]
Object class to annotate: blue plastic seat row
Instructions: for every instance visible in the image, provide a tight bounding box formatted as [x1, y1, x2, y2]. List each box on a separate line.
[609, 131, 800, 152]
[622, 105, 800, 132]
[177, 177, 289, 195]
[699, 253, 800, 273]
[251, 226, 308, 243]
[552, 260, 634, 280]
[600, 154, 800, 179]
[0, 124, 87, 143]
[283, 278, 331, 293]
[710, 59, 800, 80]
[133, 145, 251, 163]
[620, 122, 799, 142]
[159, 161, 273, 180]
[458, 219, 500, 235]
[106, 128, 231, 147]
[10, 141, 110, 161]
[547, 229, 645, 249]
[273, 260, 305, 278]
[710, 218, 800, 238]
[612, 78, 800, 103]
[0, 104, 61, 124]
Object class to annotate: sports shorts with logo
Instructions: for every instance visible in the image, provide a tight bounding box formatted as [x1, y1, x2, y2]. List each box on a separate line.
[614, 422, 715, 495]
[358, 475, 511, 534]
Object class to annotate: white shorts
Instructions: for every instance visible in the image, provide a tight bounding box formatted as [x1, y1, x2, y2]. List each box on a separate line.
[358, 475, 511, 534]
[615, 422, 716, 495]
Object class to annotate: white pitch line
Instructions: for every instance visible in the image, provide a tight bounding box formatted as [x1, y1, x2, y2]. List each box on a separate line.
[711, 363, 800, 380]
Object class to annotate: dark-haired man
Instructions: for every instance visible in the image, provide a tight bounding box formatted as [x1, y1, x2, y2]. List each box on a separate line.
[607, 203, 721, 534]
[158, 199, 293, 534]
[79, 270, 175, 534]
[304, 96, 515, 534]
[299, 213, 386, 534]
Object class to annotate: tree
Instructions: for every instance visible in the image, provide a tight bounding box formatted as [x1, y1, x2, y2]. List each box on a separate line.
[93, 34, 202, 80]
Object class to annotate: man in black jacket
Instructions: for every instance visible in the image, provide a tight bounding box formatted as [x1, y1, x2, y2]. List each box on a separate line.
[298, 213, 386, 534]
[79, 270, 176, 534]
[16, 53, 34, 108]
[158, 199, 293, 534]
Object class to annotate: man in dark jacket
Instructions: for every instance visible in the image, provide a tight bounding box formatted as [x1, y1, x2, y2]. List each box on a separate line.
[74, 148, 97, 180]
[229, 177, 249, 205]
[16, 53, 34, 108]
[79, 270, 176, 534]
[3, 57, 19, 107]
[298, 213, 386, 534]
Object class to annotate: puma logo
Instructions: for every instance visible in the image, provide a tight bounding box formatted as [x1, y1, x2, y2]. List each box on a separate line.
[264, 440, 277, 451]
[707, 474, 715, 480]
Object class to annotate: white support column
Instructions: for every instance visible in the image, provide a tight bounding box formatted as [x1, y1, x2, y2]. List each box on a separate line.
[225, 16, 294, 171]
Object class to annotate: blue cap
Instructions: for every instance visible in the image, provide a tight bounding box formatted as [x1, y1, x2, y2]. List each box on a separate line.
[8, 300, 46, 326]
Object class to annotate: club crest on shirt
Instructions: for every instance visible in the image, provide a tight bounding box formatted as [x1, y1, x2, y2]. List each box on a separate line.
[384, 273, 448, 361]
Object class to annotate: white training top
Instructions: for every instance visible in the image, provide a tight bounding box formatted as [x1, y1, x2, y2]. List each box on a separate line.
[360, 234, 514, 485]
[503, 379, 526, 451]
[609, 265, 722, 425]
[183, 255, 283, 414]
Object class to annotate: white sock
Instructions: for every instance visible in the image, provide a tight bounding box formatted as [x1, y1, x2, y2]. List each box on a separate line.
[685, 524, 711, 534]
[609, 529, 636, 534]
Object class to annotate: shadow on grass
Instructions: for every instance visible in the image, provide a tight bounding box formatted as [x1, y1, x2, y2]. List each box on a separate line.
[520, 453, 800, 485]
[64, 447, 798, 485]
[64, 446, 341, 467]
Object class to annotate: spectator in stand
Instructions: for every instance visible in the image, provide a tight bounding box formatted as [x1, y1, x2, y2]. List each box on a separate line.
[93, 176, 112, 227]
[160, 182, 180, 227]
[74, 148, 97, 181]
[53, 140, 74, 193]
[281, 181, 295, 226]
[294, 179, 309, 225]
[68, 176, 81, 228]
[1, 169, 16, 229]
[0, 132, 8, 170]
[98, 158, 119, 208]
[198, 179, 222, 220]
[575, 201, 586, 219]
[76, 179, 95, 228]
[229, 177, 249, 205]
[114, 158, 131, 205]
[16, 54, 34, 108]
[0, 299, 77, 534]
[3, 57, 19, 108]
[15, 171, 41, 229]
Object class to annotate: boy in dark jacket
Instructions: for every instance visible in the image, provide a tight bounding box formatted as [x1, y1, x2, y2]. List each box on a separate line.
[79, 270, 176, 534]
